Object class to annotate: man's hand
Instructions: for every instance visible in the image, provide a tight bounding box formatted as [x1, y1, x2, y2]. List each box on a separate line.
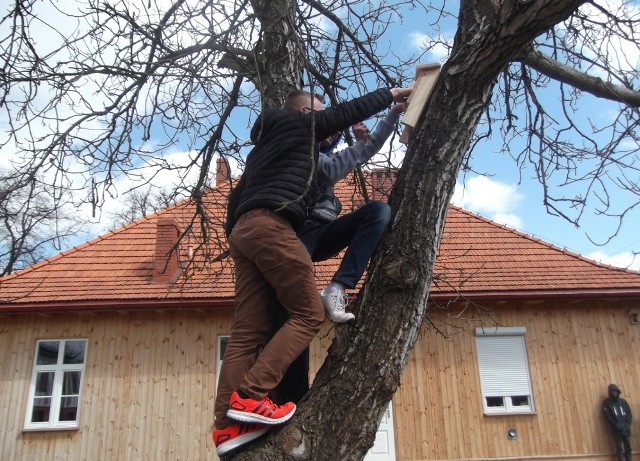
[352, 122, 369, 143]
[391, 102, 407, 115]
[390, 87, 412, 103]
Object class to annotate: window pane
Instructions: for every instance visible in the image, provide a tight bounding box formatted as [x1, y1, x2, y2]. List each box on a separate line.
[63, 340, 86, 364]
[511, 395, 530, 407]
[35, 372, 55, 397]
[36, 341, 59, 365]
[486, 396, 504, 407]
[62, 371, 81, 395]
[219, 337, 229, 360]
[31, 397, 51, 422]
[59, 396, 78, 421]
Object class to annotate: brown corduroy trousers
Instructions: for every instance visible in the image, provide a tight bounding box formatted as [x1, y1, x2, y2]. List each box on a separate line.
[214, 209, 325, 429]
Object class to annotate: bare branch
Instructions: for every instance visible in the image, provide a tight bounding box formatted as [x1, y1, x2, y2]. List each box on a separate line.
[519, 47, 640, 106]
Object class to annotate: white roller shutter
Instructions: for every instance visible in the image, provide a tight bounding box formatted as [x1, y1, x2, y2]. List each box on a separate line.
[475, 327, 534, 413]
[476, 335, 530, 396]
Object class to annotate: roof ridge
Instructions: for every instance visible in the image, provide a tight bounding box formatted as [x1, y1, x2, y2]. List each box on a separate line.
[449, 205, 640, 276]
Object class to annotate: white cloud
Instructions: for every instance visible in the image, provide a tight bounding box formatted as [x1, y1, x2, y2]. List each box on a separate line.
[308, 10, 338, 34]
[407, 32, 452, 63]
[76, 148, 241, 237]
[568, 0, 640, 79]
[124, 0, 249, 46]
[491, 212, 524, 230]
[587, 250, 640, 271]
[298, 1, 342, 34]
[408, 32, 429, 49]
[451, 175, 525, 228]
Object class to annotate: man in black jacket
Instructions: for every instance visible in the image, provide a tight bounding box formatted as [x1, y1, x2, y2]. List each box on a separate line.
[213, 86, 412, 456]
[603, 383, 633, 461]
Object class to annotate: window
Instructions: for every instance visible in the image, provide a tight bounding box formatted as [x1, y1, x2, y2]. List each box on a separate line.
[216, 336, 229, 389]
[24, 339, 88, 430]
[475, 327, 534, 415]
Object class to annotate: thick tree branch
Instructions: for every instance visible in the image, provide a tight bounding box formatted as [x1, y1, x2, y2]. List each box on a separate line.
[519, 47, 640, 107]
[217, 52, 256, 77]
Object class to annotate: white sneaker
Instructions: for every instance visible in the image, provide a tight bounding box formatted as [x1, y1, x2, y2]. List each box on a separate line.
[321, 289, 355, 323]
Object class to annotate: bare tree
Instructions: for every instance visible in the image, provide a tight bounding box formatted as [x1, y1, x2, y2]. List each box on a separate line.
[0, 169, 84, 275]
[106, 186, 180, 230]
[2, 0, 640, 459]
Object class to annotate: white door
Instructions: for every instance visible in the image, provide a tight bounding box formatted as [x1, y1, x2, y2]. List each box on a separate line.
[364, 402, 396, 461]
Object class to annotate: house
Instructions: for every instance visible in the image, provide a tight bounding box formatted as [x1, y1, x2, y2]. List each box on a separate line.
[1, 161, 639, 461]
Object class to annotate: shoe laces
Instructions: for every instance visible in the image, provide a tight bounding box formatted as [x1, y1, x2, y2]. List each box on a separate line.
[262, 396, 283, 410]
[329, 292, 348, 313]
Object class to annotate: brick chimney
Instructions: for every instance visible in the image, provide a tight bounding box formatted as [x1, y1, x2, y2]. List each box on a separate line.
[216, 157, 231, 186]
[152, 217, 181, 283]
[370, 169, 398, 201]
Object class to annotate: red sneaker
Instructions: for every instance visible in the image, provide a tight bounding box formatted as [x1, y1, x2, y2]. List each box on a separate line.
[227, 391, 296, 425]
[212, 422, 270, 456]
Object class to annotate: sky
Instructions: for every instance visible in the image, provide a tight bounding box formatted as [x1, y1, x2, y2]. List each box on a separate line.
[1, 0, 639, 272]
[393, 0, 640, 271]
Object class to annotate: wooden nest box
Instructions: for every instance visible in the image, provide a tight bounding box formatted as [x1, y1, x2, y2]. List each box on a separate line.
[400, 63, 441, 144]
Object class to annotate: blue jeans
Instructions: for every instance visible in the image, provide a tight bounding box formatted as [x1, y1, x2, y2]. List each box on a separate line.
[273, 201, 390, 405]
[297, 200, 391, 288]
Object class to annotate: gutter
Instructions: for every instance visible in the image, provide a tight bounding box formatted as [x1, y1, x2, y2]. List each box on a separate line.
[3, 286, 640, 316]
[0, 297, 235, 315]
[428, 287, 640, 302]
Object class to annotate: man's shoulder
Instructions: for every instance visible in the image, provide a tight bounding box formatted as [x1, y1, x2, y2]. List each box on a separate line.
[265, 109, 306, 130]
[261, 108, 302, 120]
[251, 109, 304, 140]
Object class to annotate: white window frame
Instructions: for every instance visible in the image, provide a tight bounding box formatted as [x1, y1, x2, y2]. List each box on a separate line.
[24, 339, 88, 431]
[475, 327, 535, 415]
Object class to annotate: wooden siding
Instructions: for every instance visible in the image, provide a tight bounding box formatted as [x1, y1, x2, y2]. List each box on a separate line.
[0, 310, 224, 461]
[395, 298, 640, 461]
[0, 310, 337, 461]
[1, 298, 638, 460]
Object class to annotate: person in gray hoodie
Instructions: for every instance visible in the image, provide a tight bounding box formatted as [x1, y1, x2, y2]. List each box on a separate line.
[298, 102, 406, 322]
[269, 103, 407, 406]
[603, 383, 633, 461]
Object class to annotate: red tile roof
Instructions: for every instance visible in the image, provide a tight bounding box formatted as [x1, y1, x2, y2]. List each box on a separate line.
[1, 171, 639, 313]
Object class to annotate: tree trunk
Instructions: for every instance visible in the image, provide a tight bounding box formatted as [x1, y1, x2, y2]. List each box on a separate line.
[226, 1, 586, 459]
[250, 0, 302, 108]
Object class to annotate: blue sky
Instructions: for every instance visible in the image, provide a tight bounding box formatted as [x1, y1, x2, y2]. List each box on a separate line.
[394, 1, 640, 270]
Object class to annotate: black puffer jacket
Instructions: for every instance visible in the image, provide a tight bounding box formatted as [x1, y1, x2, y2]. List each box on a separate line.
[603, 384, 633, 436]
[225, 88, 394, 234]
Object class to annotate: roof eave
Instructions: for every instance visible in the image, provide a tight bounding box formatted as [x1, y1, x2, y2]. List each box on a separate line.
[0, 297, 235, 315]
[428, 288, 640, 302]
[3, 287, 640, 316]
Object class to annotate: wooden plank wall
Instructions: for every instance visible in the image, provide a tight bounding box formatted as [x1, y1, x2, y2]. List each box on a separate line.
[394, 298, 640, 461]
[0, 310, 226, 461]
[1, 298, 638, 461]
[0, 309, 337, 461]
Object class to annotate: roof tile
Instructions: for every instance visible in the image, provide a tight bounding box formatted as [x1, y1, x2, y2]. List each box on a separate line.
[1, 171, 639, 312]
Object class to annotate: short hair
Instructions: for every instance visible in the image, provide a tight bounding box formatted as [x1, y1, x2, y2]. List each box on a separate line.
[285, 90, 324, 111]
